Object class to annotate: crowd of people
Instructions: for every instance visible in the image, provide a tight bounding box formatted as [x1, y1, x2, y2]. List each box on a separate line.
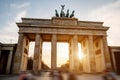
[18, 68, 117, 80]
[102, 68, 117, 80]
[18, 70, 77, 80]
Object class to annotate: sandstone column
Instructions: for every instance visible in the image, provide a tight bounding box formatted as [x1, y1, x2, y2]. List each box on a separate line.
[81, 37, 90, 72]
[51, 34, 57, 69]
[33, 34, 42, 73]
[98, 37, 106, 71]
[88, 35, 96, 72]
[102, 36, 111, 68]
[69, 38, 74, 71]
[6, 50, 13, 74]
[13, 33, 24, 73]
[73, 35, 79, 71]
[69, 35, 79, 71]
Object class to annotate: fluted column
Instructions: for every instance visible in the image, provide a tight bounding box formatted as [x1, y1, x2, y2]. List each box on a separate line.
[6, 50, 13, 74]
[13, 33, 24, 73]
[33, 34, 42, 73]
[51, 34, 57, 69]
[88, 35, 96, 72]
[102, 36, 111, 68]
[69, 35, 78, 71]
[69, 38, 74, 70]
[73, 35, 79, 71]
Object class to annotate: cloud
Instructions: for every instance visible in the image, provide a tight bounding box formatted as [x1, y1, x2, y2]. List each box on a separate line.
[0, 1, 30, 43]
[88, 0, 120, 46]
[0, 10, 28, 43]
[15, 10, 27, 22]
[10, 2, 30, 9]
[0, 22, 18, 43]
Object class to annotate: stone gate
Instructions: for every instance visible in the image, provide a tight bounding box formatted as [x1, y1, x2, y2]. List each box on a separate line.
[13, 17, 111, 73]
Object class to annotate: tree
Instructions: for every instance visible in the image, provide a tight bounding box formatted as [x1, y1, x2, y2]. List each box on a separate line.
[41, 62, 50, 70]
[27, 57, 50, 70]
[59, 60, 69, 71]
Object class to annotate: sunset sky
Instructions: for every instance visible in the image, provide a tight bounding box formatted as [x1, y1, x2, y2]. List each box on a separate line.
[0, 0, 120, 67]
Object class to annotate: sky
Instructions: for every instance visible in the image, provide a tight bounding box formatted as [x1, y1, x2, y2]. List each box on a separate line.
[0, 0, 120, 67]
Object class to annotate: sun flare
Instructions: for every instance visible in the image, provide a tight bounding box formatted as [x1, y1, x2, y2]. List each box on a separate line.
[78, 43, 84, 60]
[78, 52, 83, 60]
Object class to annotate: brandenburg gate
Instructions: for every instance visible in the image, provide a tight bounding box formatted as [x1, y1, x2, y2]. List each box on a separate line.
[13, 6, 111, 73]
[13, 16, 111, 73]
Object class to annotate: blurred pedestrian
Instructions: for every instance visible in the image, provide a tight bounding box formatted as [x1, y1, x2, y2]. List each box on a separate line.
[18, 71, 35, 80]
[102, 68, 117, 80]
[18, 71, 27, 80]
[52, 69, 59, 80]
[58, 70, 63, 80]
[26, 73, 35, 80]
[68, 72, 76, 80]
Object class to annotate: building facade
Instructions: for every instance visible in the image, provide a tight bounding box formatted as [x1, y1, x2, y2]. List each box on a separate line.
[109, 46, 120, 74]
[0, 43, 17, 74]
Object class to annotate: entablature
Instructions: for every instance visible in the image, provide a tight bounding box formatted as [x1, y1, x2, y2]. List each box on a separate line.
[17, 17, 105, 28]
[19, 27, 107, 36]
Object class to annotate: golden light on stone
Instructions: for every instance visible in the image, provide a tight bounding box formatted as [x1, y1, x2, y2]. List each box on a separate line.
[78, 43, 84, 60]
[78, 51, 84, 60]
[12, 16, 111, 73]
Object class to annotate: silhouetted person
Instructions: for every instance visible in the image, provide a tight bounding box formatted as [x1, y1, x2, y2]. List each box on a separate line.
[58, 71, 63, 80]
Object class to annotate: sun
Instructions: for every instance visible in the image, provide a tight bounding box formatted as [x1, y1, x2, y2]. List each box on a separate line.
[78, 52, 83, 60]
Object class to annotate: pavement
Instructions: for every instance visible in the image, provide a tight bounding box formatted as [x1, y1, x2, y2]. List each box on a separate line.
[0, 72, 120, 80]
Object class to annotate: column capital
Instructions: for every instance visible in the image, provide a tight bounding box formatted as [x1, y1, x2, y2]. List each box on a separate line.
[18, 32, 24, 35]
[73, 35, 78, 38]
[35, 33, 40, 35]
